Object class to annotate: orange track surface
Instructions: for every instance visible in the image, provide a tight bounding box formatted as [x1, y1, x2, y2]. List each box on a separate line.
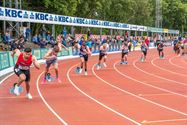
[0, 47, 187, 125]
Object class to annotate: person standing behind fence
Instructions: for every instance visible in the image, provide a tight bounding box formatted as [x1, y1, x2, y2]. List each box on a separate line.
[132, 37, 137, 51]
[86, 38, 93, 52]
[145, 37, 150, 47]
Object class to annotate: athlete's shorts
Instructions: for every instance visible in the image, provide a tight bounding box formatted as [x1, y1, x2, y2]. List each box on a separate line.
[14, 65, 30, 82]
[142, 50, 147, 56]
[46, 59, 57, 68]
[122, 52, 128, 58]
[157, 48, 163, 51]
[99, 53, 107, 60]
[174, 45, 179, 51]
[80, 54, 88, 61]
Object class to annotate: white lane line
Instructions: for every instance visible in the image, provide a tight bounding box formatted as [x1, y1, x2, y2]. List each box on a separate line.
[134, 59, 187, 86]
[169, 56, 187, 70]
[141, 118, 187, 124]
[0, 72, 14, 85]
[36, 71, 68, 125]
[118, 60, 187, 99]
[67, 64, 142, 125]
[138, 93, 173, 97]
[152, 57, 187, 77]
[111, 61, 187, 116]
[0, 69, 68, 125]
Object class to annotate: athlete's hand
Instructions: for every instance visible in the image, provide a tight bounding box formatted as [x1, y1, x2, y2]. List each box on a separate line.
[11, 52, 14, 57]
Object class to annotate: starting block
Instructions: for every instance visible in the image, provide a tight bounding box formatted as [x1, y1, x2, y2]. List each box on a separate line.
[10, 83, 23, 94]
[46, 73, 55, 82]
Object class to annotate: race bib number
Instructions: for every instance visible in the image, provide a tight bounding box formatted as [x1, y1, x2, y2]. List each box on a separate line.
[18, 65, 30, 70]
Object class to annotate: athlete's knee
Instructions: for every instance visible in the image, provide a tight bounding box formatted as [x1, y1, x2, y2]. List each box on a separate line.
[54, 67, 58, 71]
[20, 74, 26, 81]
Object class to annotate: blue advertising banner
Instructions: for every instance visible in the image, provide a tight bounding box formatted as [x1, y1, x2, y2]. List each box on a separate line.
[0, 7, 179, 33]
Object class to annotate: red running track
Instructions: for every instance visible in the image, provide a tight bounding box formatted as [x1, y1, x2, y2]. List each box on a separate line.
[0, 47, 187, 125]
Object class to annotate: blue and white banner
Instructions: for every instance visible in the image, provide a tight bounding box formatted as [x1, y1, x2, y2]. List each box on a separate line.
[0, 7, 130, 30]
[0, 7, 179, 34]
[129, 25, 147, 31]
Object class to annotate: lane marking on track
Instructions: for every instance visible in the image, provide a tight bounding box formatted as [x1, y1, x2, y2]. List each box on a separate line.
[152, 57, 187, 77]
[169, 56, 187, 70]
[111, 61, 187, 116]
[133, 59, 187, 87]
[138, 93, 174, 97]
[36, 71, 68, 125]
[67, 64, 142, 125]
[0, 73, 14, 85]
[142, 81, 166, 83]
[118, 60, 187, 99]
[141, 118, 187, 124]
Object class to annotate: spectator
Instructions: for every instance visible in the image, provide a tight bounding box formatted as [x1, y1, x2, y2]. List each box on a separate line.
[62, 37, 67, 47]
[132, 37, 137, 51]
[40, 38, 47, 48]
[46, 32, 51, 43]
[10, 38, 19, 51]
[145, 37, 150, 47]
[4, 32, 12, 44]
[25, 27, 31, 41]
[0, 45, 3, 51]
[32, 34, 39, 45]
[49, 36, 56, 47]
[86, 39, 93, 52]
[102, 38, 107, 45]
[41, 24, 47, 39]
[79, 37, 84, 46]
[19, 35, 25, 50]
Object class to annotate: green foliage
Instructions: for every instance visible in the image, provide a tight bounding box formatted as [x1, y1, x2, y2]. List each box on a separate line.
[21, 0, 187, 34]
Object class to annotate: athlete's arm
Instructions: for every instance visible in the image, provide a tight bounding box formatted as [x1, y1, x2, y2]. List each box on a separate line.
[145, 44, 149, 49]
[32, 56, 40, 70]
[43, 49, 54, 60]
[11, 49, 21, 57]
[86, 46, 92, 55]
[121, 45, 124, 51]
[60, 43, 69, 51]
[99, 45, 104, 51]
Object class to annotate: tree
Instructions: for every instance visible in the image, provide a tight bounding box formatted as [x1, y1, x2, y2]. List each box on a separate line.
[20, 0, 187, 35]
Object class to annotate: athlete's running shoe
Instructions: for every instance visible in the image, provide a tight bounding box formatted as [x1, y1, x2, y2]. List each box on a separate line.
[14, 84, 20, 96]
[103, 63, 107, 67]
[26, 93, 32, 99]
